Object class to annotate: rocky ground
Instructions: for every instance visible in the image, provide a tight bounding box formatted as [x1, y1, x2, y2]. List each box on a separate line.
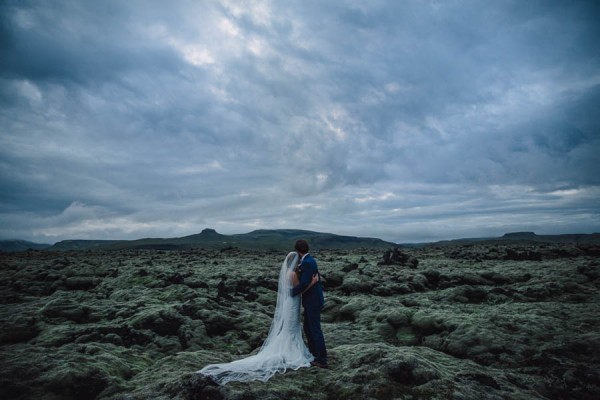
[1, 243, 599, 399]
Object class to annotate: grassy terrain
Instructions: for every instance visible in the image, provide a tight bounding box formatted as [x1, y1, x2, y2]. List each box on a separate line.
[1, 241, 599, 399]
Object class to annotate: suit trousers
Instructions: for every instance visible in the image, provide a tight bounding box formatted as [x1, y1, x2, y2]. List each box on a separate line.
[303, 302, 327, 365]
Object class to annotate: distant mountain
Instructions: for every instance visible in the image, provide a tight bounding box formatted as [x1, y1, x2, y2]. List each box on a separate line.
[231, 229, 397, 250]
[44, 228, 399, 251]
[49, 240, 127, 251]
[5, 230, 599, 253]
[0, 240, 51, 252]
[426, 232, 600, 247]
[499, 232, 600, 244]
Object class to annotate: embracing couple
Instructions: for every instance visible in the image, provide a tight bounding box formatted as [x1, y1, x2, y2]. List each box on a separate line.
[198, 239, 328, 384]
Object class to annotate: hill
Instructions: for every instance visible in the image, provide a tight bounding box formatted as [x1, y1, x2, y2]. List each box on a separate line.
[6, 230, 600, 252]
[0, 240, 51, 252]
[45, 228, 398, 251]
[426, 231, 600, 247]
[49, 240, 127, 251]
[499, 231, 600, 244]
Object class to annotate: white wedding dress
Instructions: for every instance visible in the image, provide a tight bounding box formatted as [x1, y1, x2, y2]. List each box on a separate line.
[197, 252, 314, 384]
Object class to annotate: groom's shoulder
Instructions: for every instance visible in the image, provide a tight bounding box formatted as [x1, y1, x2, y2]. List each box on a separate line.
[304, 254, 318, 267]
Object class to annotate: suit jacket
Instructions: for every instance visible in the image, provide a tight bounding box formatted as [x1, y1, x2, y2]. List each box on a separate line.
[291, 254, 324, 307]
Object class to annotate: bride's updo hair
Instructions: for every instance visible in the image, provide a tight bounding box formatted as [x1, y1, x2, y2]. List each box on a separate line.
[294, 239, 309, 254]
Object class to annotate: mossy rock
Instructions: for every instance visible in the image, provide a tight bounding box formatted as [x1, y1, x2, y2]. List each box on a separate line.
[130, 307, 185, 336]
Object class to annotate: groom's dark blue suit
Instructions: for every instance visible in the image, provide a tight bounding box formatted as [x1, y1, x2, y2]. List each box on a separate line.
[291, 254, 327, 365]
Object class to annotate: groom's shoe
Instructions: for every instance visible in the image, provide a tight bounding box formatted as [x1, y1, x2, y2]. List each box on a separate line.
[310, 361, 328, 369]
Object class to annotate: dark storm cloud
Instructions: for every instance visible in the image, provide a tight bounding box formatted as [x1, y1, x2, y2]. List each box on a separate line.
[1, 0, 599, 243]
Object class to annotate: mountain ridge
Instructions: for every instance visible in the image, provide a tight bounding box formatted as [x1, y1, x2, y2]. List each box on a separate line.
[2, 230, 599, 252]
[0, 239, 52, 252]
[11, 228, 398, 252]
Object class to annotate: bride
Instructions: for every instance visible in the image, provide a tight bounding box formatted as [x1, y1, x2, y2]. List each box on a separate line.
[197, 252, 319, 384]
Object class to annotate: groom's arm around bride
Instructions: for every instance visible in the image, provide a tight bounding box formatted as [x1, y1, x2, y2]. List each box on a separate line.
[290, 239, 328, 368]
[290, 241, 323, 305]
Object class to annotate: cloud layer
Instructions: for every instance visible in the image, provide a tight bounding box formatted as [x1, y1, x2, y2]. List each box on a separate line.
[1, 0, 599, 244]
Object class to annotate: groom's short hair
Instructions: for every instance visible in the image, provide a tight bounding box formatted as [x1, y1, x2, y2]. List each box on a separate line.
[294, 239, 309, 254]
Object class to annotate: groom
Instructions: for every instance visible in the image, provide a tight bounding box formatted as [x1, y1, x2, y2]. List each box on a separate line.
[291, 239, 328, 368]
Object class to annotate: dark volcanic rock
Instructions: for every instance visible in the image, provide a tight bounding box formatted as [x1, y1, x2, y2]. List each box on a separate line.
[379, 247, 419, 268]
[421, 269, 441, 288]
[0, 316, 39, 344]
[385, 357, 440, 385]
[479, 270, 512, 284]
[65, 276, 100, 290]
[504, 248, 542, 261]
[168, 272, 186, 284]
[131, 307, 185, 336]
[342, 262, 359, 272]
[577, 264, 599, 280]
[323, 270, 344, 288]
[462, 286, 489, 303]
[205, 313, 238, 337]
[175, 373, 223, 400]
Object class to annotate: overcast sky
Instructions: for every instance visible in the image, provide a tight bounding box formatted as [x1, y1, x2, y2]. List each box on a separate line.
[1, 0, 599, 244]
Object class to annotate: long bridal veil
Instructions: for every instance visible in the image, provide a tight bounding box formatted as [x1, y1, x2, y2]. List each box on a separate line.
[198, 252, 314, 384]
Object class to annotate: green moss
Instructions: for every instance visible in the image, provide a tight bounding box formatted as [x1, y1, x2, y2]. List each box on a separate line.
[1, 246, 599, 399]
